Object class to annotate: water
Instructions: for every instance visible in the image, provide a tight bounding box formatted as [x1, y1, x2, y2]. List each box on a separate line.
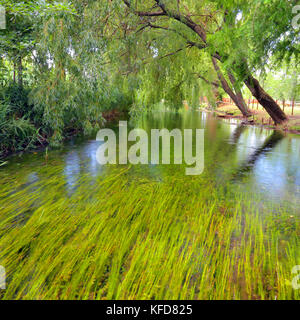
[0, 110, 299, 299]
[2, 110, 299, 212]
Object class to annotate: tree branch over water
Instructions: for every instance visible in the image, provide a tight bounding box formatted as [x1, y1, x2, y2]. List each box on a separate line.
[123, 0, 165, 17]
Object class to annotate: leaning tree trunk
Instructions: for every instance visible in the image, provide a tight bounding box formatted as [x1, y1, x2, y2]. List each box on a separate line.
[227, 72, 251, 116]
[244, 75, 287, 124]
[212, 58, 251, 117]
[123, 0, 287, 123]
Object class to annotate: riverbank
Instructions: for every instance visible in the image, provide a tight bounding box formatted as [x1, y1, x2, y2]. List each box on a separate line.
[202, 103, 300, 135]
[0, 109, 126, 166]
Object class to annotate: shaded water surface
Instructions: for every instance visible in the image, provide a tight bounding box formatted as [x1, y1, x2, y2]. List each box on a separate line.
[2, 111, 300, 211]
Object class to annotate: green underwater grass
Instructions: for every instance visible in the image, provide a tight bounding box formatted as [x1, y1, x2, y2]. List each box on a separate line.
[0, 159, 299, 300]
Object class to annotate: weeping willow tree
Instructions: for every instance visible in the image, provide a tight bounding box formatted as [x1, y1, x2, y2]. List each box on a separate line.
[1, 1, 137, 147]
[101, 4, 224, 115]
[107, 0, 299, 123]
[29, 1, 111, 145]
[131, 47, 222, 112]
[0, 0, 79, 155]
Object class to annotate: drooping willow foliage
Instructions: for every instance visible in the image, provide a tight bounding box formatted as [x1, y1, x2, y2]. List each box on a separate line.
[0, 0, 299, 153]
[1, 1, 138, 148]
[105, 0, 299, 116]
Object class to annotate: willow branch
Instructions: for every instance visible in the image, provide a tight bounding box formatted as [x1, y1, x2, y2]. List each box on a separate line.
[154, 0, 207, 44]
[196, 74, 220, 88]
[123, 0, 165, 17]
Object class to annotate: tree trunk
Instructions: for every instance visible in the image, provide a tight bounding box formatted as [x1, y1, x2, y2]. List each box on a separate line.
[17, 56, 23, 88]
[130, 1, 288, 123]
[227, 72, 251, 116]
[212, 58, 251, 117]
[244, 75, 287, 124]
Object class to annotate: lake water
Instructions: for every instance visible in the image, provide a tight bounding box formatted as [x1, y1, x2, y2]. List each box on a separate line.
[0, 110, 299, 299]
[3, 110, 299, 210]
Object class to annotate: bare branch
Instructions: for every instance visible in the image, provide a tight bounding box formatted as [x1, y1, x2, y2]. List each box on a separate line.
[195, 74, 220, 88]
[123, 0, 165, 17]
[146, 23, 206, 50]
[157, 45, 191, 60]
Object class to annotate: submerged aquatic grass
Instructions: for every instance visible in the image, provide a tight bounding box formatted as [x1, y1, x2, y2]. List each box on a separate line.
[0, 157, 299, 300]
